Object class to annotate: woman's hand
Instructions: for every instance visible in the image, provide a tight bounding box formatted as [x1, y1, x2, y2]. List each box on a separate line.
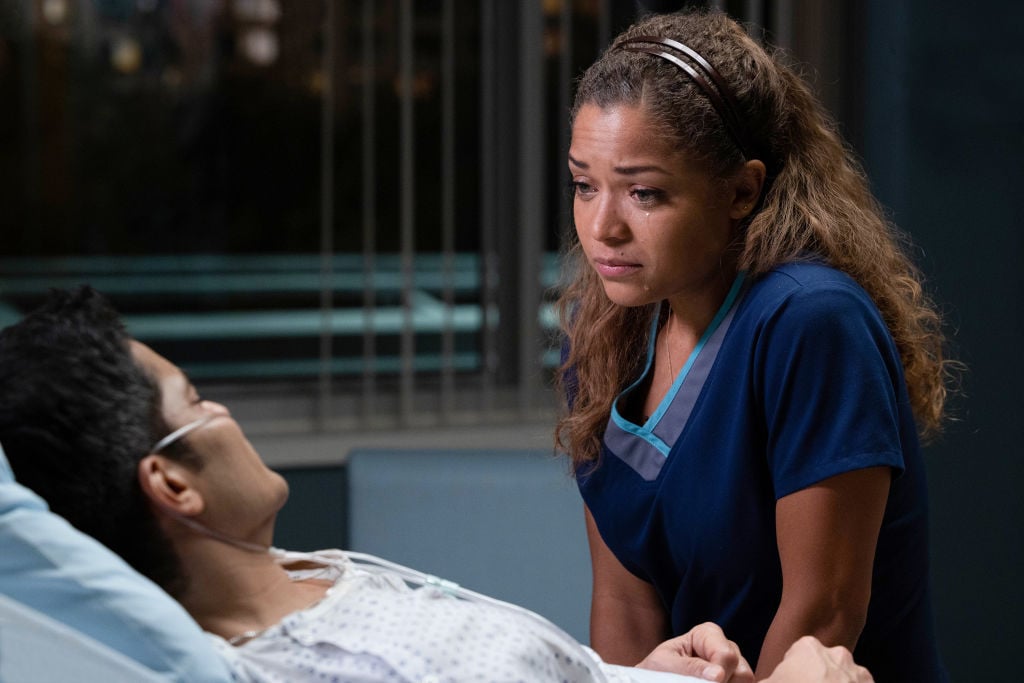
[764, 636, 873, 683]
[636, 622, 754, 683]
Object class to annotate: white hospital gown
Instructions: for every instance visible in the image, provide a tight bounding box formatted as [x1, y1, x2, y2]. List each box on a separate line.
[208, 549, 691, 683]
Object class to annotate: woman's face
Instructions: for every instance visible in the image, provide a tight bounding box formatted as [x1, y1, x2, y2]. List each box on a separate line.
[569, 103, 744, 312]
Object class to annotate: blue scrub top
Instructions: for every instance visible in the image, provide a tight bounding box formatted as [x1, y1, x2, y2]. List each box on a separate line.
[576, 262, 947, 682]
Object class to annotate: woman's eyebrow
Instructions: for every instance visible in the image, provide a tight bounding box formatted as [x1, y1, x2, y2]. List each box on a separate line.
[567, 154, 669, 176]
[612, 163, 670, 176]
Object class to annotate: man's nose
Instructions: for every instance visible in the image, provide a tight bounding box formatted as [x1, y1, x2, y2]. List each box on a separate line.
[201, 400, 231, 417]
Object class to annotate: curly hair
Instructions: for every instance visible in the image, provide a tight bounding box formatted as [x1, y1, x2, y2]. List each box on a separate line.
[556, 9, 957, 469]
[0, 287, 192, 596]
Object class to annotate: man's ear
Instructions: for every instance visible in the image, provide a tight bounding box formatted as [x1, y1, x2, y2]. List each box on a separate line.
[138, 455, 204, 517]
[728, 159, 767, 220]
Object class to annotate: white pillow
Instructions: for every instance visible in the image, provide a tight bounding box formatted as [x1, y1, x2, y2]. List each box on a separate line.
[0, 443, 232, 682]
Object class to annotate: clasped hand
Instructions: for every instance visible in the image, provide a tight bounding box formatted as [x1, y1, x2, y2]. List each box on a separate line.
[635, 625, 873, 683]
[636, 622, 753, 682]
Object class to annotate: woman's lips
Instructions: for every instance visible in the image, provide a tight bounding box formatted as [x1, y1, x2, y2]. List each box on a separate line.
[593, 257, 642, 278]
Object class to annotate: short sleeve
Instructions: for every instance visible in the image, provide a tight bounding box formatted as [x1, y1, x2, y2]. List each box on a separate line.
[756, 282, 907, 498]
[0, 443, 233, 682]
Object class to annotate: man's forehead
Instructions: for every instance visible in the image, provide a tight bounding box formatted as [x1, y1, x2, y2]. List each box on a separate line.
[129, 340, 178, 380]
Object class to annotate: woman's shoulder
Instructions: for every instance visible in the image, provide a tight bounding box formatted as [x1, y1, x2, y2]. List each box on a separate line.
[745, 261, 875, 313]
[737, 261, 890, 348]
[758, 260, 859, 290]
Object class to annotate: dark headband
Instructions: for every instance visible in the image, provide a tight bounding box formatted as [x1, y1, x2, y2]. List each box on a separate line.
[613, 35, 752, 160]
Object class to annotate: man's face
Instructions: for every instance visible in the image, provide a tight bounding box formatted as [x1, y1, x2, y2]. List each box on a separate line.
[131, 341, 289, 546]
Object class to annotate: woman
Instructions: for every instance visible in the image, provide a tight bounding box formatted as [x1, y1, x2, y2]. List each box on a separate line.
[556, 9, 953, 682]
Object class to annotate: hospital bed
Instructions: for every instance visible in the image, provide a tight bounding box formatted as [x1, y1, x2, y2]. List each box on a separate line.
[0, 443, 701, 682]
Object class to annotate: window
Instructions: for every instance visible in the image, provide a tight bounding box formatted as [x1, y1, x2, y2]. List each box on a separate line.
[0, 0, 851, 435]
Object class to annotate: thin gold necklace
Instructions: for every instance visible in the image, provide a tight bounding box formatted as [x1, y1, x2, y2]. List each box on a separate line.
[663, 308, 675, 381]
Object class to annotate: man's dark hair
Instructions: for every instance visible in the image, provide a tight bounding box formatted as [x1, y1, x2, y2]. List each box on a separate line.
[0, 286, 186, 594]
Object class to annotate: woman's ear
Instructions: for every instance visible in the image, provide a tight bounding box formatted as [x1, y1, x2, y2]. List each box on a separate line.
[138, 455, 205, 518]
[729, 159, 767, 220]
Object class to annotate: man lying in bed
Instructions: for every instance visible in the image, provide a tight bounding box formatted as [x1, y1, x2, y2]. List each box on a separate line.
[0, 288, 871, 683]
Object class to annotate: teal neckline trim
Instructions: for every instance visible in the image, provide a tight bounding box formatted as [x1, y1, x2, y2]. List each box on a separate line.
[612, 312, 672, 452]
[610, 271, 747, 457]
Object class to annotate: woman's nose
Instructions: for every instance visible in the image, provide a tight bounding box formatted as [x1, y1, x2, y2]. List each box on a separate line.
[587, 197, 629, 244]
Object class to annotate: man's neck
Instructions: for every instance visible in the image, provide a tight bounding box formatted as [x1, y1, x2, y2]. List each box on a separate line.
[176, 540, 331, 642]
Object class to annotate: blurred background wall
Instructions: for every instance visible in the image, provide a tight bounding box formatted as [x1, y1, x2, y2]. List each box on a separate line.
[857, 1, 1024, 678]
[1, 0, 1021, 679]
